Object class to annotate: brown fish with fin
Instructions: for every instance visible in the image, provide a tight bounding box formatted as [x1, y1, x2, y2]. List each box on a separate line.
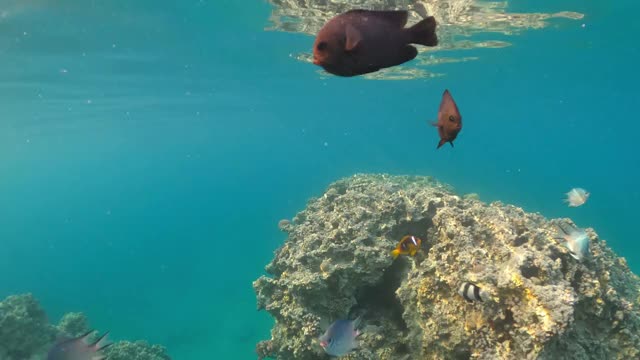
[312, 9, 438, 77]
[431, 89, 462, 149]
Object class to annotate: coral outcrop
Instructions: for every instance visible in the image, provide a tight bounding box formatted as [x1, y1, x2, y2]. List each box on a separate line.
[104, 340, 171, 360]
[56, 312, 89, 337]
[0, 293, 172, 360]
[0, 294, 56, 360]
[253, 174, 640, 359]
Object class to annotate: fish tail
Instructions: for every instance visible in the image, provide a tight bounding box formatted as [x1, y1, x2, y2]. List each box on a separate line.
[391, 249, 400, 259]
[407, 16, 438, 47]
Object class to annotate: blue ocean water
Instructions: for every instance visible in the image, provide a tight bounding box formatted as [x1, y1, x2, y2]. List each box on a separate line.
[0, 0, 638, 359]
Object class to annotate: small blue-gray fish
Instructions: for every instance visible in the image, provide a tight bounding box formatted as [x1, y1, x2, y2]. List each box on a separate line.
[555, 222, 590, 261]
[47, 330, 111, 360]
[318, 316, 361, 356]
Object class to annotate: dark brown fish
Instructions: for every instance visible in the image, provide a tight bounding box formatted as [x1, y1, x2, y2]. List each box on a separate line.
[312, 9, 438, 77]
[431, 89, 462, 149]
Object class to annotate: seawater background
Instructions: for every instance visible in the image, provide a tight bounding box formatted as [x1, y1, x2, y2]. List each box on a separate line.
[0, 0, 638, 358]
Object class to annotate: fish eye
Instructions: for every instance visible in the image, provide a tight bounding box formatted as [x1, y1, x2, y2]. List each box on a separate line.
[328, 337, 333, 344]
[448, 115, 456, 122]
[317, 42, 328, 51]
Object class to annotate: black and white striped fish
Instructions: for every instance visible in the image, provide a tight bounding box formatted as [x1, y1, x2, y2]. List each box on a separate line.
[458, 282, 490, 302]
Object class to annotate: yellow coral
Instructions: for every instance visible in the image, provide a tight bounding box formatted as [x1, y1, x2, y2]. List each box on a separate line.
[524, 287, 535, 302]
[464, 310, 486, 331]
[512, 273, 524, 287]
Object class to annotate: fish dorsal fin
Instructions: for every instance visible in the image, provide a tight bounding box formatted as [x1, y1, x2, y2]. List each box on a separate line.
[438, 89, 461, 122]
[345, 24, 362, 51]
[53, 329, 94, 349]
[352, 315, 362, 329]
[346, 9, 408, 28]
[89, 331, 112, 351]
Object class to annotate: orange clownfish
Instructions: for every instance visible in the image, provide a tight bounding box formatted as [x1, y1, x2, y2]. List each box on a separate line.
[391, 235, 422, 259]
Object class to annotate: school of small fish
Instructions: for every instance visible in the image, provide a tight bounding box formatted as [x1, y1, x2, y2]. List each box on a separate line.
[309, 8, 596, 357]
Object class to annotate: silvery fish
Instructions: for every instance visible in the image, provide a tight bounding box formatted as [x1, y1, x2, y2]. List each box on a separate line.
[555, 222, 590, 261]
[46, 330, 111, 360]
[318, 316, 361, 356]
[565, 187, 590, 207]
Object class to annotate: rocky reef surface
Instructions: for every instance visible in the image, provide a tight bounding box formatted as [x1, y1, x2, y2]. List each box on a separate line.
[0, 293, 171, 360]
[266, 0, 584, 80]
[253, 174, 640, 359]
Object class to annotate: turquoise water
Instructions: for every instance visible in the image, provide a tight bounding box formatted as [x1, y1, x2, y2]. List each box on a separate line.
[0, 0, 638, 359]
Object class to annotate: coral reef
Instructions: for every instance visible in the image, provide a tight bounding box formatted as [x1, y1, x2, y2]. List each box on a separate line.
[56, 312, 89, 337]
[253, 173, 640, 359]
[266, 0, 584, 80]
[0, 293, 172, 360]
[0, 294, 56, 360]
[103, 340, 171, 360]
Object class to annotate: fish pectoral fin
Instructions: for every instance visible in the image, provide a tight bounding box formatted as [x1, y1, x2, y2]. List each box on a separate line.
[397, 45, 418, 64]
[345, 24, 362, 51]
[450, 141, 454, 147]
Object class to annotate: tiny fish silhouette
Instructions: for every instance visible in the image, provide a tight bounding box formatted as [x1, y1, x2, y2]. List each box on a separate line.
[312, 9, 438, 77]
[47, 330, 111, 360]
[431, 89, 462, 149]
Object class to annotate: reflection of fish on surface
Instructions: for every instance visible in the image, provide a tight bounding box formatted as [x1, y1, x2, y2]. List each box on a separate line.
[46, 330, 111, 360]
[553, 222, 590, 261]
[312, 9, 438, 77]
[318, 316, 362, 356]
[564, 187, 589, 207]
[391, 235, 422, 259]
[431, 89, 462, 149]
